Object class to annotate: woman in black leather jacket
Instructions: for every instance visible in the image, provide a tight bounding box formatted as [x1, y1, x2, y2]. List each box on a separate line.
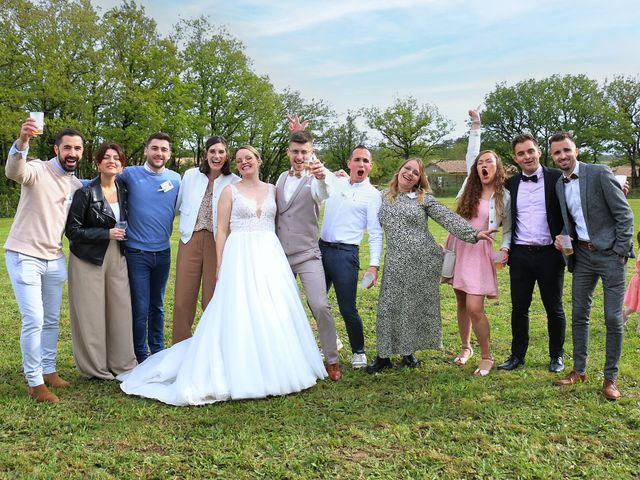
[65, 143, 137, 379]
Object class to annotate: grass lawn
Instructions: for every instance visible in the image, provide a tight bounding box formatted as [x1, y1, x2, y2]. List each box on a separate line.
[1, 198, 639, 479]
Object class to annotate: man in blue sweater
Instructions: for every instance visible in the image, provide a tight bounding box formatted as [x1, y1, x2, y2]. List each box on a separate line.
[120, 133, 181, 363]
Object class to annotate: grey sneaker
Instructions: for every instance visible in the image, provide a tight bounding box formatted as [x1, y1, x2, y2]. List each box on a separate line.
[351, 353, 367, 369]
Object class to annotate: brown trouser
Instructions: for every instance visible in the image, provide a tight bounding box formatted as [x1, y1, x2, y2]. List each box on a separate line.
[172, 230, 216, 344]
[68, 241, 137, 379]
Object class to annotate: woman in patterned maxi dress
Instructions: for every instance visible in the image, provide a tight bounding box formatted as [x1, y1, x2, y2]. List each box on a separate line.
[367, 158, 494, 373]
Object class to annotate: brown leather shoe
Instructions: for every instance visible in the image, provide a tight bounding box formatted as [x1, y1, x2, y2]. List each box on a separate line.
[326, 363, 342, 382]
[603, 379, 621, 401]
[554, 370, 587, 386]
[43, 372, 71, 388]
[28, 384, 59, 403]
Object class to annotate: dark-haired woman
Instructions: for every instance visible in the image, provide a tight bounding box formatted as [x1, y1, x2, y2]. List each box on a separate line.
[445, 109, 511, 377]
[172, 136, 240, 344]
[65, 143, 137, 379]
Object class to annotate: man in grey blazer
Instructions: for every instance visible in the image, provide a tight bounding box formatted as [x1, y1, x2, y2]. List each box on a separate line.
[275, 129, 341, 381]
[550, 131, 634, 400]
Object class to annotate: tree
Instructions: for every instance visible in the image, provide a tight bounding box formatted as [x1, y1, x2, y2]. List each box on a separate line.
[363, 96, 453, 160]
[99, 1, 183, 165]
[482, 75, 613, 165]
[175, 18, 260, 164]
[0, 0, 104, 177]
[607, 75, 640, 187]
[317, 111, 367, 171]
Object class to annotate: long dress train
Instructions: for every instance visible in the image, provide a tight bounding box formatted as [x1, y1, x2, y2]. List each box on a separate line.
[118, 184, 327, 405]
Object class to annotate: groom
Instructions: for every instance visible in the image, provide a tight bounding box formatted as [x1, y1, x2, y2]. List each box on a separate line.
[275, 128, 342, 381]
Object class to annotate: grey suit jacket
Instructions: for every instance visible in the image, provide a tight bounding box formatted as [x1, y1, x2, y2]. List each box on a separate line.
[555, 161, 634, 272]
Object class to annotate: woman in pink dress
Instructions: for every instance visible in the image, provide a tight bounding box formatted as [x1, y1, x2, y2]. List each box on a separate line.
[444, 108, 511, 377]
[623, 231, 640, 332]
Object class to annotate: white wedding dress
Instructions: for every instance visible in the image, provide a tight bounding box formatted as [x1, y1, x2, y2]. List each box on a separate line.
[119, 184, 327, 405]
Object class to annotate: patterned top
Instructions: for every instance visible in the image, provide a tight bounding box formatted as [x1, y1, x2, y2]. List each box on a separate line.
[230, 184, 276, 233]
[193, 182, 213, 233]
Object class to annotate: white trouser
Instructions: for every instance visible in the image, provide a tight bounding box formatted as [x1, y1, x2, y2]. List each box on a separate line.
[5, 251, 67, 387]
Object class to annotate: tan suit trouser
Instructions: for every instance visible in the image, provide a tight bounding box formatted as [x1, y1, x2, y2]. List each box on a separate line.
[287, 251, 339, 364]
[68, 241, 137, 379]
[172, 230, 216, 344]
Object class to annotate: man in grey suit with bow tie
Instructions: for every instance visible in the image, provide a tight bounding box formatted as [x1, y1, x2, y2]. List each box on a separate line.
[275, 129, 341, 381]
[550, 131, 634, 400]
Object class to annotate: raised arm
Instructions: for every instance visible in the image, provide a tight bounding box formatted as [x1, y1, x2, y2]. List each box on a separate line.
[215, 186, 233, 280]
[6, 118, 40, 185]
[455, 108, 482, 199]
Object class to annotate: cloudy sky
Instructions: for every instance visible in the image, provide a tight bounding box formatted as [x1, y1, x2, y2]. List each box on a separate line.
[92, 0, 639, 137]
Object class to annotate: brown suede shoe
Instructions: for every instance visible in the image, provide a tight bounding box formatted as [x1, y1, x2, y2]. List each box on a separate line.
[603, 379, 621, 401]
[554, 370, 587, 386]
[43, 372, 71, 388]
[28, 384, 59, 403]
[326, 363, 342, 382]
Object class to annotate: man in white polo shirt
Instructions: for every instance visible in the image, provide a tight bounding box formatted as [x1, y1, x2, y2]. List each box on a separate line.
[319, 145, 383, 368]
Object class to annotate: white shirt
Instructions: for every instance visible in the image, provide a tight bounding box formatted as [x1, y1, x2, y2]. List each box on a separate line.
[320, 174, 383, 266]
[562, 162, 589, 241]
[283, 170, 330, 204]
[109, 202, 121, 223]
[9, 140, 28, 159]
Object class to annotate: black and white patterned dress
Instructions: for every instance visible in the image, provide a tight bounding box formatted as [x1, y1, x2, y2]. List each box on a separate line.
[375, 191, 478, 357]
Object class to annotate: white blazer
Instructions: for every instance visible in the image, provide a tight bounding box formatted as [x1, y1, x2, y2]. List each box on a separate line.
[175, 167, 240, 243]
[455, 129, 512, 250]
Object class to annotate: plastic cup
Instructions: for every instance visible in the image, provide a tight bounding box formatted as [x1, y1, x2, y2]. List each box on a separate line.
[558, 235, 573, 255]
[361, 271, 374, 288]
[615, 175, 627, 189]
[30, 112, 44, 135]
[115, 221, 127, 240]
[493, 250, 507, 269]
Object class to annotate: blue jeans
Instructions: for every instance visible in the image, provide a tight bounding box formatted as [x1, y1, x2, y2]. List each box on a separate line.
[125, 247, 171, 363]
[319, 240, 365, 354]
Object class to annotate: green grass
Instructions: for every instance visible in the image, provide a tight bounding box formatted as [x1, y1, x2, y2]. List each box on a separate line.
[1, 199, 639, 479]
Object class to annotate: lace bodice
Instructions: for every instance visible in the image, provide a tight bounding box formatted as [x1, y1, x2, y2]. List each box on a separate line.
[229, 184, 276, 233]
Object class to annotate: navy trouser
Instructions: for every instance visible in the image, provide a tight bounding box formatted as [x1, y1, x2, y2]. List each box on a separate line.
[319, 240, 365, 354]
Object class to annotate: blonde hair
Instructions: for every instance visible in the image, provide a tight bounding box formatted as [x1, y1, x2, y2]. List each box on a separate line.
[235, 145, 261, 162]
[386, 157, 431, 203]
[456, 150, 506, 221]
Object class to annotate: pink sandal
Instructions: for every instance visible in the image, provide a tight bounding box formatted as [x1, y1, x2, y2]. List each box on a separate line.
[453, 346, 474, 366]
[473, 357, 494, 377]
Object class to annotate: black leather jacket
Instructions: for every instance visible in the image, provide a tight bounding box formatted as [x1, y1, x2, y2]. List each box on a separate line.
[65, 177, 128, 265]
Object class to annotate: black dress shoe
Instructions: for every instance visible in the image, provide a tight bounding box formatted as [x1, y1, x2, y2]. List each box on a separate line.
[497, 355, 524, 371]
[401, 354, 420, 368]
[366, 356, 393, 374]
[549, 356, 565, 373]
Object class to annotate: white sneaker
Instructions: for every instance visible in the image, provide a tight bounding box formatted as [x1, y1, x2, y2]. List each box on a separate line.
[336, 336, 344, 351]
[352, 353, 367, 369]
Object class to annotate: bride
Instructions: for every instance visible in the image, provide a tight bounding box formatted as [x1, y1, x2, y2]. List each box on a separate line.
[119, 145, 327, 405]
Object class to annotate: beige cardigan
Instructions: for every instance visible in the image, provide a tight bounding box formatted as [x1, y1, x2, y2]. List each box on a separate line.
[4, 151, 82, 260]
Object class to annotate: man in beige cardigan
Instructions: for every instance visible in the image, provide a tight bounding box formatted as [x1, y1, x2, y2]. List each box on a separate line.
[4, 118, 83, 403]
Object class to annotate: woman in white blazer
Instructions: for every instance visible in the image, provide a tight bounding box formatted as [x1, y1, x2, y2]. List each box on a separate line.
[172, 136, 240, 343]
[443, 109, 512, 377]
